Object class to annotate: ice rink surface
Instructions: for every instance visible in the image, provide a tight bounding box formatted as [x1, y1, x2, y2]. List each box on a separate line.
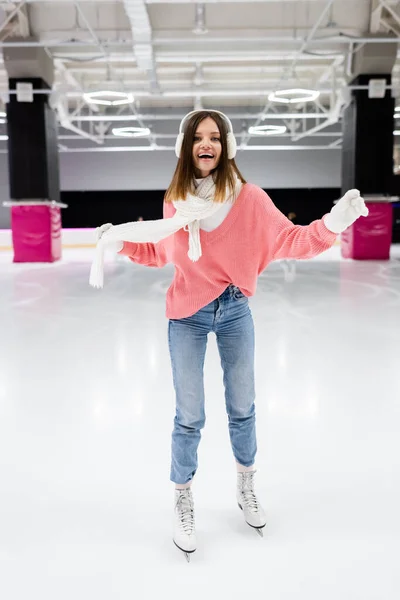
[0, 245, 399, 599]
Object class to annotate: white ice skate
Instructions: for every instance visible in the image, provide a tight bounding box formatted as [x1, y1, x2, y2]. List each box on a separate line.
[173, 488, 197, 562]
[237, 471, 267, 537]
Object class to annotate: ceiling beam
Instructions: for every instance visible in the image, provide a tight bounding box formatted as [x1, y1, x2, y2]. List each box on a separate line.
[58, 131, 342, 140]
[144, 0, 337, 3]
[240, 0, 336, 148]
[1, 35, 400, 49]
[377, 0, 400, 30]
[122, 0, 159, 93]
[0, 1, 28, 38]
[7, 0, 340, 3]
[67, 112, 339, 122]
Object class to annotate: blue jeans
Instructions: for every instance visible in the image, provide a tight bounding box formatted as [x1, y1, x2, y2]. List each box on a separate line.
[168, 284, 257, 484]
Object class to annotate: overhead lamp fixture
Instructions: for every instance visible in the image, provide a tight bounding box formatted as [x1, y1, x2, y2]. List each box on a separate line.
[268, 89, 320, 104]
[396, 107, 400, 111]
[83, 91, 134, 106]
[249, 125, 287, 136]
[0, 119, 6, 125]
[0, 111, 6, 118]
[112, 126, 150, 137]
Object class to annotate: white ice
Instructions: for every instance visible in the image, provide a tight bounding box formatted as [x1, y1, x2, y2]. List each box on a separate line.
[0, 245, 399, 599]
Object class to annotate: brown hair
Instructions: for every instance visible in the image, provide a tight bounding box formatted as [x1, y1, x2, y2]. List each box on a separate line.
[165, 111, 246, 203]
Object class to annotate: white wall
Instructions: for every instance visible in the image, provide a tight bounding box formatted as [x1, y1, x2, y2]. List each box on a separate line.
[0, 149, 342, 228]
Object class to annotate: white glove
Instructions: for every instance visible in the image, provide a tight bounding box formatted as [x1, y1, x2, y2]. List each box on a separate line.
[95, 223, 124, 253]
[324, 189, 369, 234]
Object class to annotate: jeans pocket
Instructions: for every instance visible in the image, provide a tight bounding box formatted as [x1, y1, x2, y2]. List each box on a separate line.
[232, 286, 246, 300]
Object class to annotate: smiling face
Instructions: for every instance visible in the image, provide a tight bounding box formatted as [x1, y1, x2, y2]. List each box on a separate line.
[192, 117, 222, 178]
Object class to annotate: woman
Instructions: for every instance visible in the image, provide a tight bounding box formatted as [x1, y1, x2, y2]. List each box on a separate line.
[93, 110, 368, 561]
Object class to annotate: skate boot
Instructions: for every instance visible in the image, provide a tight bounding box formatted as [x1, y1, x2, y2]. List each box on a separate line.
[173, 488, 196, 562]
[237, 471, 266, 537]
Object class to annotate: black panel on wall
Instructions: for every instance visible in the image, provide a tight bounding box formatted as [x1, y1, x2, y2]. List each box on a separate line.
[7, 78, 60, 202]
[60, 190, 166, 227]
[44, 103, 60, 203]
[7, 78, 48, 199]
[341, 93, 356, 194]
[60, 188, 341, 228]
[341, 74, 395, 196]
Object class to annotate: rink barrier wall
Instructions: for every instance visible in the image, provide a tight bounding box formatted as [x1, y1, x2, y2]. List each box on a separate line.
[0, 227, 341, 251]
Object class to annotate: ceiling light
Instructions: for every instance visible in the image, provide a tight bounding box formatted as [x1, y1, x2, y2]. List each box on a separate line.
[0, 111, 6, 118]
[268, 89, 320, 104]
[395, 107, 400, 112]
[249, 125, 287, 136]
[83, 91, 134, 107]
[112, 126, 150, 137]
[0, 119, 6, 125]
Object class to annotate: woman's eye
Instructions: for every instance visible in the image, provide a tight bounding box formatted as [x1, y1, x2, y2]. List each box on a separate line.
[193, 136, 220, 142]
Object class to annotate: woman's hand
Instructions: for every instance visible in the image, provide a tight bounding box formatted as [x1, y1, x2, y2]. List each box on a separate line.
[324, 189, 369, 234]
[95, 223, 123, 253]
[96, 223, 113, 241]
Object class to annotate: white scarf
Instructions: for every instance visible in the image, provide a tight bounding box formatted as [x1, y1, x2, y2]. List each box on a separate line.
[89, 174, 241, 289]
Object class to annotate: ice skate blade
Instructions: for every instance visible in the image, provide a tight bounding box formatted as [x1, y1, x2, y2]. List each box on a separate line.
[238, 503, 266, 537]
[173, 540, 196, 563]
[247, 523, 266, 537]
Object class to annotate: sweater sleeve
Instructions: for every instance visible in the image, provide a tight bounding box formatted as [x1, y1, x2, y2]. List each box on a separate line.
[117, 201, 172, 268]
[261, 192, 338, 261]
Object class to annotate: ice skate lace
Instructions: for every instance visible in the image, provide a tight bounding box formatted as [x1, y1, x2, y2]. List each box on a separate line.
[240, 472, 260, 513]
[176, 490, 195, 534]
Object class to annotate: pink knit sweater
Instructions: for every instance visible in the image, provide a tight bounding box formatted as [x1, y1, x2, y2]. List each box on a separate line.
[119, 183, 337, 319]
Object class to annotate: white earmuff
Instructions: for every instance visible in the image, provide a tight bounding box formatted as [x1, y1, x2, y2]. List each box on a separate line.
[226, 131, 237, 160]
[175, 110, 237, 160]
[175, 133, 185, 158]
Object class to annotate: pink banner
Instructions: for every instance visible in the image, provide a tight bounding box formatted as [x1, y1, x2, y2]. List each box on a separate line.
[341, 202, 393, 260]
[11, 205, 62, 263]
